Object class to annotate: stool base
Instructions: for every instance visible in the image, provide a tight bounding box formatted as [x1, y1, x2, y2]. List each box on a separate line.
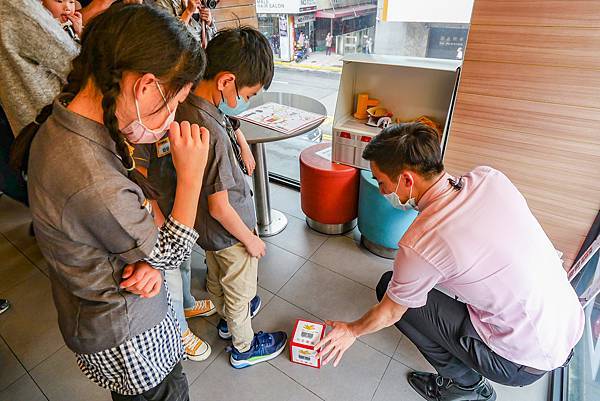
[361, 235, 397, 259]
[306, 217, 357, 235]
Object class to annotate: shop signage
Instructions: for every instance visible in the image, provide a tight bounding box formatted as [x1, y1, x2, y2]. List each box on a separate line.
[278, 16, 288, 36]
[426, 27, 468, 60]
[256, 0, 317, 14]
[295, 13, 316, 24]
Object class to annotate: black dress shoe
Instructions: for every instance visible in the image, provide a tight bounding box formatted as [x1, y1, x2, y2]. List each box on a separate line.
[407, 371, 497, 401]
[0, 299, 10, 315]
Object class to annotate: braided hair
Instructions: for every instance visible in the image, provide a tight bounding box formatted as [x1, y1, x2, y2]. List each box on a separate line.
[10, 4, 206, 198]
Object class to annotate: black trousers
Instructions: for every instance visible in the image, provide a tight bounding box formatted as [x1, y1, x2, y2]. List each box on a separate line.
[376, 271, 546, 387]
[111, 362, 189, 401]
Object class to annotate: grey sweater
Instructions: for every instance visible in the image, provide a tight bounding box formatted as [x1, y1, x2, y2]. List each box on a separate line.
[0, 0, 79, 135]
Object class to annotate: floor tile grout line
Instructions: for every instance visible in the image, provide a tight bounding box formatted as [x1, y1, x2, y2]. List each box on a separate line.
[267, 293, 396, 360]
[0, 335, 30, 392]
[271, 258, 400, 358]
[303, 256, 385, 293]
[0, 227, 49, 279]
[256, 286, 276, 312]
[370, 356, 393, 401]
[391, 334, 403, 359]
[28, 370, 51, 401]
[266, 360, 327, 401]
[262, 238, 308, 264]
[262, 238, 317, 261]
[269, 234, 387, 296]
[389, 335, 432, 372]
[25, 344, 66, 374]
[187, 347, 226, 389]
[272, 259, 311, 298]
[262, 210, 329, 260]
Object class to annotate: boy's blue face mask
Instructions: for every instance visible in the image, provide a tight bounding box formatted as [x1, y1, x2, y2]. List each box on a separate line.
[218, 82, 250, 115]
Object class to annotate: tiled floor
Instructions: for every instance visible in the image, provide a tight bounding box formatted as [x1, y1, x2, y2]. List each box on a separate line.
[0, 184, 550, 401]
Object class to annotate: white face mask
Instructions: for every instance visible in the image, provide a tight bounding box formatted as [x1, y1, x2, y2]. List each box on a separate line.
[121, 80, 175, 144]
[383, 176, 418, 211]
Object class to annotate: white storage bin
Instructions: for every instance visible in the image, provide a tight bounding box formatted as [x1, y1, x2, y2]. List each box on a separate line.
[331, 54, 461, 170]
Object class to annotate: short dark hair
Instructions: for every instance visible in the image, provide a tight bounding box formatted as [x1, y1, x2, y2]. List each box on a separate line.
[204, 26, 274, 90]
[362, 123, 444, 180]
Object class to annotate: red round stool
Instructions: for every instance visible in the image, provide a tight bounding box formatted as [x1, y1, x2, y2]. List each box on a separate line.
[300, 143, 359, 234]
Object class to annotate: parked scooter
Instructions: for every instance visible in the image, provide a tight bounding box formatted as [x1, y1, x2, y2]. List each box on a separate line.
[295, 45, 308, 63]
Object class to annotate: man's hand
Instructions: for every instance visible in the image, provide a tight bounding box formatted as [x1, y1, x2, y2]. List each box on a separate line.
[315, 320, 357, 367]
[121, 261, 163, 298]
[68, 11, 83, 36]
[200, 7, 213, 25]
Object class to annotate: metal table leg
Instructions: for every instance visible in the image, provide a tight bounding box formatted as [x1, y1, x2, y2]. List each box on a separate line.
[250, 142, 287, 237]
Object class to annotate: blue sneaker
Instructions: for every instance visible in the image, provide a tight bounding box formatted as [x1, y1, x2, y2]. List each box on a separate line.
[229, 331, 287, 369]
[218, 295, 262, 340]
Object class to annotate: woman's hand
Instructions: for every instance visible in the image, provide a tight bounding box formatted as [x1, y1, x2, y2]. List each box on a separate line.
[169, 121, 210, 187]
[121, 262, 162, 298]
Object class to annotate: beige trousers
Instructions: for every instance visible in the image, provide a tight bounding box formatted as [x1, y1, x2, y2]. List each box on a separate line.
[205, 242, 258, 352]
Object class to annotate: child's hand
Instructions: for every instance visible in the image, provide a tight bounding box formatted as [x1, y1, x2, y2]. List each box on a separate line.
[244, 235, 266, 258]
[240, 143, 255, 176]
[169, 121, 210, 186]
[68, 11, 83, 36]
[121, 262, 163, 298]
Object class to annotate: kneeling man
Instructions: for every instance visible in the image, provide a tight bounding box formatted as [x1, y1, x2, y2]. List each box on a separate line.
[317, 123, 583, 401]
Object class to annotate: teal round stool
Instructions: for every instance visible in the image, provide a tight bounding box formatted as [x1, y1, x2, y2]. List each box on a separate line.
[358, 170, 418, 259]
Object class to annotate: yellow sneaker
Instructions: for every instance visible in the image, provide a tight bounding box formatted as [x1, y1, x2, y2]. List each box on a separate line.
[184, 299, 216, 319]
[182, 329, 211, 362]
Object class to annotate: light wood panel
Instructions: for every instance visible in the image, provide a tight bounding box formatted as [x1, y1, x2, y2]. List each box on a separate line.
[472, 1, 600, 27]
[213, 4, 256, 21]
[466, 25, 600, 69]
[451, 93, 600, 148]
[445, 0, 600, 268]
[459, 60, 600, 109]
[213, 1, 257, 28]
[216, 0, 257, 6]
[217, 16, 258, 29]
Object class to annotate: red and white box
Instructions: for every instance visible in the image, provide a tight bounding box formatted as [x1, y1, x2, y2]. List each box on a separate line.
[289, 319, 326, 368]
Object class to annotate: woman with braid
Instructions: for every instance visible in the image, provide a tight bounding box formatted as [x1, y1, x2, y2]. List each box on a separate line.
[10, 5, 208, 401]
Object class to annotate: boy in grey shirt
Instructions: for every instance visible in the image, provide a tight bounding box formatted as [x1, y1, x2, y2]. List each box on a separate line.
[137, 27, 287, 369]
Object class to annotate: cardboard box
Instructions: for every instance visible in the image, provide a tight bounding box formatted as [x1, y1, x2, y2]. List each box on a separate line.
[289, 319, 326, 368]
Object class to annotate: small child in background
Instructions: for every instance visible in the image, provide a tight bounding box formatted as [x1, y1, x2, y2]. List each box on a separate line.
[42, 0, 82, 43]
